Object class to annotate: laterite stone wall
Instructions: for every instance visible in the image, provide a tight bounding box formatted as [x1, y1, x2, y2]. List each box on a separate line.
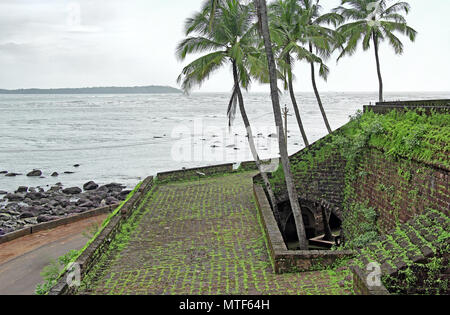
[275, 135, 346, 214]
[351, 148, 449, 233]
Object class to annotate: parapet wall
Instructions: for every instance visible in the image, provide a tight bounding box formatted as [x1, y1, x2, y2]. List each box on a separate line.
[49, 176, 154, 295]
[364, 99, 449, 114]
[156, 163, 234, 182]
[254, 184, 354, 274]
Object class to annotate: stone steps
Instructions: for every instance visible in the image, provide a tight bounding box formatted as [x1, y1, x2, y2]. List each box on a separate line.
[351, 209, 449, 277]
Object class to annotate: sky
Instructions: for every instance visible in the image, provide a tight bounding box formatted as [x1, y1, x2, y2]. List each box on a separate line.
[0, 0, 449, 92]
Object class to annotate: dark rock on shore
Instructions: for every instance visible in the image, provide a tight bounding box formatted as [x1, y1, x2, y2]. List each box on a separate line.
[27, 170, 42, 177]
[5, 173, 20, 177]
[73, 164, 80, 168]
[51, 172, 59, 177]
[4, 193, 25, 202]
[62, 187, 82, 195]
[19, 212, 35, 219]
[0, 180, 131, 236]
[0, 191, 7, 195]
[0, 171, 7, 175]
[64, 171, 75, 174]
[37, 215, 59, 223]
[16, 186, 28, 193]
[119, 190, 132, 198]
[83, 181, 99, 191]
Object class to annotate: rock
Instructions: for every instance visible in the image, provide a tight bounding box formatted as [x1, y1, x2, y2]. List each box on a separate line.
[37, 215, 58, 223]
[4, 209, 20, 216]
[64, 171, 75, 174]
[25, 192, 45, 200]
[24, 217, 38, 225]
[0, 171, 7, 174]
[62, 187, 82, 195]
[0, 191, 7, 195]
[119, 190, 132, 198]
[5, 173, 20, 177]
[51, 172, 59, 177]
[105, 183, 125, 189]
[21, 206, 40, 215]
[16, 186, 28, 193]
[83, 181, 99, 191]
[105, 196, 119, 205]
[5, 193, 25, 202]
[27, 170, 42, 177]
[96, 186, 109, 193]
[79, 201, 94, 208]
[73, 164, 80, 168]
[0, 229, 4, 236]
[19, 212, 34, 219]
[0, 213, 12, 221]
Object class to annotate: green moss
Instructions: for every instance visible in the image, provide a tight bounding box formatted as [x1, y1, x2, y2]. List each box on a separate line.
[271, 109, 449, 194]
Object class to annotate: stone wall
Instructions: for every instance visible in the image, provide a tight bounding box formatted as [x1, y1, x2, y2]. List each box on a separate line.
[49, 176, 154, 295]
[351, 148, 449, 233]
[156, 163, 234, 182]
[271, 133, 346, 219]
[254, 184, 354, 274]
[0, 205, 117, 245]
[351, 266, 390, 295]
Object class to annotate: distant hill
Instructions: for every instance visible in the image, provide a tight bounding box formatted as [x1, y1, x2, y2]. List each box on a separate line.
[0, 85, 182, 94]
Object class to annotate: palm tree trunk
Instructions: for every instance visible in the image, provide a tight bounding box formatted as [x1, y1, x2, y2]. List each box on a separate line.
[232, 62, 281, 224]
[373, 34, 383, 102]
[255, 0, 308, 250]
[286, 56, 309, 147]
[320, 204, 333, 242]
[309, 43, 332, 134]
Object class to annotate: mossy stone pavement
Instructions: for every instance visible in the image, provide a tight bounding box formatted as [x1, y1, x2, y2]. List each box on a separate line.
[78, 172, 352, 295]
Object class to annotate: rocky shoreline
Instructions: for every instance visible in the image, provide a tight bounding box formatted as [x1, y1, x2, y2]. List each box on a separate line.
[0, 179, 131, 236]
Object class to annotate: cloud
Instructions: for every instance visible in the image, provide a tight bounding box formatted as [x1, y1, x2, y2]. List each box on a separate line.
[0, 0, 448, 92]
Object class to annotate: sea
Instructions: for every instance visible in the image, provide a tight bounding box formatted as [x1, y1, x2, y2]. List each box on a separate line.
[1, 91, 449, 193]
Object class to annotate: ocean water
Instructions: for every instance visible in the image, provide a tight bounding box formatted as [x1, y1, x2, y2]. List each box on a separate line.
[0, 91, 449, 193]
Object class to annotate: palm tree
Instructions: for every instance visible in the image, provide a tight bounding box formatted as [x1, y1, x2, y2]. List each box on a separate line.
[335, 0, 417, 102]
[176, 0, 282, 223]
[269, 0, 311, 146]
[298, 0, 343, 134]
[254, 0, 308, 250]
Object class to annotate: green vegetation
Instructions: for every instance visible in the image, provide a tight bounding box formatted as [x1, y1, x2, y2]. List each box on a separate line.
[77, 172, 352, 295]
[271, 109, 450, 193]
[341, 202, 379, 249]
[35, 250, 80, 295]
[34, 180, 145, 295]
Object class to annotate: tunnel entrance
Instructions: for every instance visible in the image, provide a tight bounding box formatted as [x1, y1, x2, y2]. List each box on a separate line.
[277, 199, 342, 250]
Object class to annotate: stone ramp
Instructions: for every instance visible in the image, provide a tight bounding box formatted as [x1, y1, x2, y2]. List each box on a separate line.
[348, 209, 449, 294]
[78, 172, 352, 295]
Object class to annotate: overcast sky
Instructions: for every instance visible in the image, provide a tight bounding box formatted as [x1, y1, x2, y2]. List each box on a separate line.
[0, 0, 449, 92]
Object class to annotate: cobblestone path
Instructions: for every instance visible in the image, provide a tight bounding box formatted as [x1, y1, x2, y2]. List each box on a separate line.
[79, 172, 352, 295]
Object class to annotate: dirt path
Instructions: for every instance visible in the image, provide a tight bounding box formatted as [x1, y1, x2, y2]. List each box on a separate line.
[79, 173, 352, 295]
[0, 214, 107, 295]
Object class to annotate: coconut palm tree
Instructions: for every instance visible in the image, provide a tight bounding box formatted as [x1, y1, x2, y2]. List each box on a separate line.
[298, 0, 343, 134]
[335, 0, 417, 102]
[176, 0, 282, 223]
[254, 0, 308, 250]
[268, 0, 311, 146]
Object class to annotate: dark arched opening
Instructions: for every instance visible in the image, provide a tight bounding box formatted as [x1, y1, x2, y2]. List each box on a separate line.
[329, 212, 342, 231]
[283, 207, 316, 250]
